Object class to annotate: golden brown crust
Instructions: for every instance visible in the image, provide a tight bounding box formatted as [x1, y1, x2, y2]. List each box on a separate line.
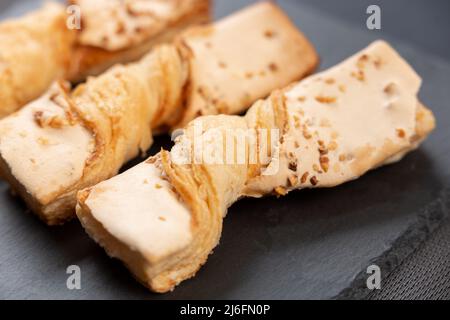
[0, 3, 76, 118]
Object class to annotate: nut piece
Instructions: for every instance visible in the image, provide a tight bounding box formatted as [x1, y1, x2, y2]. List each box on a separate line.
[310, 176, 319, 186]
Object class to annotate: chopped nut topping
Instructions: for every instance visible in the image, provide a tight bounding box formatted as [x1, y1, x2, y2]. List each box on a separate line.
[293, 115, 301, 129]
[145, 157, 156, 164]
[302, 129, 312, 140]
[357, 54, 369, 70]
[319, 147, 328, 155]
[310, 176, 319, 186]
[339, 154, 347, 162]
[116, 21, 125, 34]
[294, 141, 300, 148]
[313, 164, 322, 173]
[301, 172, 309, 184]
[275, 186, 287, 196]
[245, 72, 254, 79]
[325, 78, 335, 85]
[218, 61, 227, 69]
[384, 83, 397, 96]
[351, 70, 365, 81]
[373, 57, 382, 69]
[338, 85, 346, 93]
[143, 179, 149, 184]
[297, 96, 306, 102]
[155, 183, 162, 189]
[315, 95, 337, 104]
[264, 30, 275, 38]
[37, 137, 50, 146]
[268, 63, 278, 72]
[288, 161, 297, 172]
[288, 175, 298, 187]
[320, 156, 330, 173]
[328, 141, 338, 151]
[396, 128, 406, 138]
[34, 111, 45, 128]
[158, 216, 166, 222]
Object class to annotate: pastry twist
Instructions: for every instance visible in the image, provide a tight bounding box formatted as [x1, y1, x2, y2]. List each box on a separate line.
[0, 2, 318, 225]
[0, 0, 210, 117]
[0, 44, 186, 224]
[76, 41, 435, 292]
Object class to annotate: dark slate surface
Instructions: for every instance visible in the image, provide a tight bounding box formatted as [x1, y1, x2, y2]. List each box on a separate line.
[0, 0, 449, 299]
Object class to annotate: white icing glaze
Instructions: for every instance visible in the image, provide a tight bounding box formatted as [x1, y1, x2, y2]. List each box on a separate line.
[85, 161, 192, 263]
[0, 86, 92, 204]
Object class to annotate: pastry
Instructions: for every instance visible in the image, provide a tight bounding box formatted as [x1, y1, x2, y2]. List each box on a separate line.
[67, 0, 211, 82]
[0, 2, 318, 225]
[0, 0, 210, 118]
[0, 3, 75, 118]
[76, 41, 435, 293]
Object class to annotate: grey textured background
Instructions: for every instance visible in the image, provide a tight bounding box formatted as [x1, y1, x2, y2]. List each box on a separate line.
[0, 0, 449, 299]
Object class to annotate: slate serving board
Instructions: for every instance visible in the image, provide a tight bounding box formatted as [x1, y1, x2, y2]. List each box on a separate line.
[0, 0, 449, 299]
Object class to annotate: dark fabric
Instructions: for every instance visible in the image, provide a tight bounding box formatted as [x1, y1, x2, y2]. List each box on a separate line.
[368, 219, 450, 300]
[337, 188, 450, 300]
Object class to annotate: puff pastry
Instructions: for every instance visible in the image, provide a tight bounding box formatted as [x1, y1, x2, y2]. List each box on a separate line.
[0, 2, 318, 225]
[67, 0, 211, 82]
[0, 0, 210, 118]
[76, 41, 435, 293]
[0, 3, 75, 118]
